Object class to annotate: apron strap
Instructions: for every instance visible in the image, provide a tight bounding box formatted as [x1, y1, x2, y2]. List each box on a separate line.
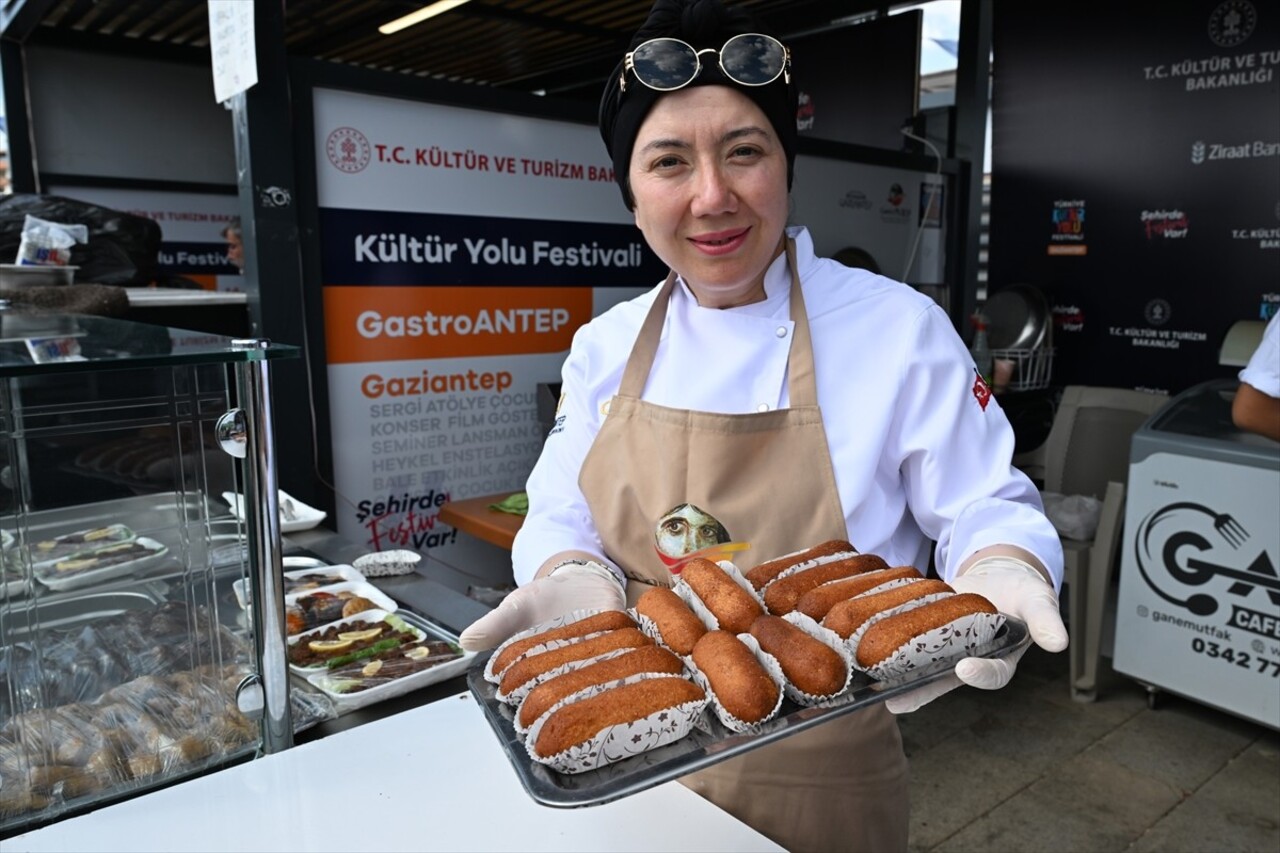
[617, 237, 819, 407]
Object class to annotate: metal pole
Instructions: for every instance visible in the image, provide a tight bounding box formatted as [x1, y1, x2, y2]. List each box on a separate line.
[233, 340, 293, 753]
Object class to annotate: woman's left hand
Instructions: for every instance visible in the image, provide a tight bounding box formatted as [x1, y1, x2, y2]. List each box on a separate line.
[885, 555, 1069, 714]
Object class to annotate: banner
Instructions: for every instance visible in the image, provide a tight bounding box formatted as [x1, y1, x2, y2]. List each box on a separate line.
[990, 1, 1280, 393]
[313, 88, 661, 558]
[45, 184, 241, 290]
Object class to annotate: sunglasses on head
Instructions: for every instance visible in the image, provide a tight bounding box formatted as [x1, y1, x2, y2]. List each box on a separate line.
[620, 33, 791, 93]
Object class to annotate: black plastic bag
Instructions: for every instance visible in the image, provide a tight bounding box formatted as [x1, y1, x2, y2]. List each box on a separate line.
[0, 193, 162, 285]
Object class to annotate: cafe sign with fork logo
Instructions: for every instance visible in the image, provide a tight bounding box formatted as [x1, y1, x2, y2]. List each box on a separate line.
[1131, 501, 1280, 641]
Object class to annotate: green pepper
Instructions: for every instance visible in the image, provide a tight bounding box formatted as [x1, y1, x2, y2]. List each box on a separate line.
[325, 636, 403, 669]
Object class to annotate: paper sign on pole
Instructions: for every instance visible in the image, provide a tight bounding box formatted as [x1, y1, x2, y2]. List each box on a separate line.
[208, 0, 258, 104]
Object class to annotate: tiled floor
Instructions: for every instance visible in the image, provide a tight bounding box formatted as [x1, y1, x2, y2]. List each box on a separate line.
[897, 647, 1280, 852]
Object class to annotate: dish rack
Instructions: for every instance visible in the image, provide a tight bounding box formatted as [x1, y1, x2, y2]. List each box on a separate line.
[990, 346, 1054, 392]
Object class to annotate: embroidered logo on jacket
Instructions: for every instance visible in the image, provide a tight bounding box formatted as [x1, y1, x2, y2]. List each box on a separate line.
[972, 369, 992, 411]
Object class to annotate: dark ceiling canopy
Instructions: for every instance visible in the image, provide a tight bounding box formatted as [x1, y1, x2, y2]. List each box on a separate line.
[20, 0, 905, 102]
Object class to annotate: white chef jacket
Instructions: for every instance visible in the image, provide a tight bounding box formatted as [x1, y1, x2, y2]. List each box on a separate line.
[513, 226, 1064, 591]
[1239, 314, 1280, 398]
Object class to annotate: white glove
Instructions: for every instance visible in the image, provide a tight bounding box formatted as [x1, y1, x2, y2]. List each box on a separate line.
[885, 555, 1068, 714]
[457, 561, 626, 652]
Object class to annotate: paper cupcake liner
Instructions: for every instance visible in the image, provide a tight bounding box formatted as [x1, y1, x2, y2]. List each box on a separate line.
[483, 607, 629, 684]
[524, 672, 709, 774]
[687, 632, 785, 734]
[841, 591, 955, 667]
[759, 550, 861, 592]
[495, 643, 647, 706]
[865, 611, 1007, 681]
[516, 668, 691, 739]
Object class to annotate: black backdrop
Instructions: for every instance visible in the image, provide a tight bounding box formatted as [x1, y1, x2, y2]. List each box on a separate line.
[989, 0, 1280, 394]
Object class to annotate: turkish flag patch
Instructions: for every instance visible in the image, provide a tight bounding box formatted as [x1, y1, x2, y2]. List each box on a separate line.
[972, 370, 992, 411]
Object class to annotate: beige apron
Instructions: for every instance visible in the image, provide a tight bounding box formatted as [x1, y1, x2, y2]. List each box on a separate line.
[579, 240, 909, 852]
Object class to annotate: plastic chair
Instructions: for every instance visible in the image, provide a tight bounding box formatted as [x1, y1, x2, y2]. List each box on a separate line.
[1013, 385, 1169, 701]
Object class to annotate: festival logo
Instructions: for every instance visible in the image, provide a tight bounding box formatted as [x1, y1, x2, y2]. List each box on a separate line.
[796, 91, 816, 132]
[354, 488, 456, 551]
[1141, 209, 1190, 240]
[326, 127, 372, 174]
[1048, 199, 1087, 255]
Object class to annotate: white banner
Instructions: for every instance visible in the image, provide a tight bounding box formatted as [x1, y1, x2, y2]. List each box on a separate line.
[313, 88, 655, 560]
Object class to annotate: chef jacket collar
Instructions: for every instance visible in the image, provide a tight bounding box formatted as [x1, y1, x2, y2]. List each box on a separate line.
[672, 234, 793, 318]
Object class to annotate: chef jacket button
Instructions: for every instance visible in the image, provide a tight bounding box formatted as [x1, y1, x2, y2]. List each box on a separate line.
[757, 403, 770, 412]
[775, 326, 788, 338]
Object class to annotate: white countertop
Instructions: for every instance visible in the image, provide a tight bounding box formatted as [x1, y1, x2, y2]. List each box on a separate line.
[6, 691, 782, 853]
[125, 287, 248, 307]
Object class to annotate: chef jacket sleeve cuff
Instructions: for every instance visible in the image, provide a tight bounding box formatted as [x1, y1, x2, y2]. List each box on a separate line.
[939, 496, 1065, 593]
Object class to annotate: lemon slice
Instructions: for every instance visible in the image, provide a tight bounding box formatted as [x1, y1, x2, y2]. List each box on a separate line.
[338, 627, 383, 642]
[361, 660, 383, 677]
[404, 646, 436, 661]
[308, 638, 354, 653]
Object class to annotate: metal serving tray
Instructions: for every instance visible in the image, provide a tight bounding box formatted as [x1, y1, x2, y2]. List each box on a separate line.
[0, 581, 170, 644]
[468, 617, 1030, 808]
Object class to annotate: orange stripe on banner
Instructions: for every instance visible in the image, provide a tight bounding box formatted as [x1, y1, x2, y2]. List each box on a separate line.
[324, 286, 593, 363]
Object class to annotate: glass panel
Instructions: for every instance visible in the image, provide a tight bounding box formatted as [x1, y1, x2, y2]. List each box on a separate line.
[0, 309, 296, 378]
[0, 357, 261, 832]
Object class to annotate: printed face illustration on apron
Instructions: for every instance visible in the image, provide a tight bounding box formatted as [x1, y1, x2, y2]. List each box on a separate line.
[578, 239, 909, 853]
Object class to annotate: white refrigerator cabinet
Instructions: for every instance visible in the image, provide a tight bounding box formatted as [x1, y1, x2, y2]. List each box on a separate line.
[1113, 380, 1280, 729]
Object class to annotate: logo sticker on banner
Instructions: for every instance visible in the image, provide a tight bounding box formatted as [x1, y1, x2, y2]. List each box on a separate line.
[1208, 1, 1257, 48]
[327, 127, 372, 173]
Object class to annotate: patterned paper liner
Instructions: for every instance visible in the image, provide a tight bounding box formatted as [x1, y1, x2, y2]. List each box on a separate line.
[686, 632, 786, 734]
[524, 671, 709, 775]
[865, 610, 1007, 680]
[763, 612, 855, 707]
[840, 590, 955, 665]
[495, 640, 652, 706]
[672, 560, 765, 634]
[757, 550, 863, 592]
[513, 657, 694, 738]
[483, 607, 632, 684]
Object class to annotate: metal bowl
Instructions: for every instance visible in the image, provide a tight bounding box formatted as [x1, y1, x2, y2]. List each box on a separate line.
[985, 284, 1050, 350]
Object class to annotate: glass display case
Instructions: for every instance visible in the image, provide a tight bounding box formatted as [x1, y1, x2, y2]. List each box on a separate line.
[0, 307, 299, 833]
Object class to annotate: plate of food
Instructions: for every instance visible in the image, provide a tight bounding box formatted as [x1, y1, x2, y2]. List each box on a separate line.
[284, 581, 398, 637]
[287, 609, 426, 675]
[305, 610, 473, 713]
[223, 490, 327, 533]
[233, 564, 365, 610]
[30, 523, 136, 569]
[32, 537, 172, 592]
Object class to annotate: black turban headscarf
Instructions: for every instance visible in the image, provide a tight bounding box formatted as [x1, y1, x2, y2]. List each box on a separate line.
[598, 0, 799, 210]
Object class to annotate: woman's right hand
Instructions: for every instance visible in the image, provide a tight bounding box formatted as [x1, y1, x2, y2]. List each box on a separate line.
[457, 561, 626, 651]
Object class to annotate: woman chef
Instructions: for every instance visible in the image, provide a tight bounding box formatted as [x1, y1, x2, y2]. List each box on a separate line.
[460, 1, 1068, 849]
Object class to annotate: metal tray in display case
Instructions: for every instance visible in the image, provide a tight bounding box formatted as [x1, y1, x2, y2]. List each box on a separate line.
[468, 617, 1030, 808]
